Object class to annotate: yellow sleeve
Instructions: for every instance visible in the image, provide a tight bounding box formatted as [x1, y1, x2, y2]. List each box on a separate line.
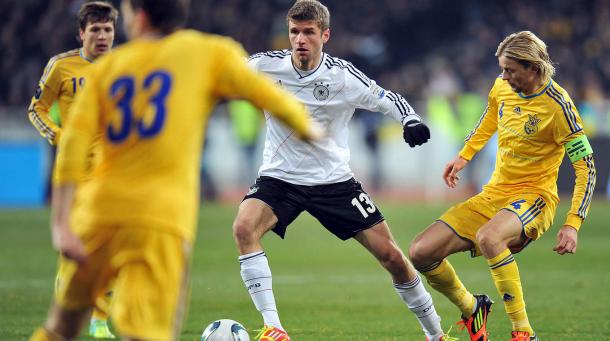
[214, 39, 312, 138]
[552, 95, 595, 230]
[459, 83, 499, 161]
[28, 58, 63, 145]
[53, 66, 100, 185]
[564, 155, 596, 230]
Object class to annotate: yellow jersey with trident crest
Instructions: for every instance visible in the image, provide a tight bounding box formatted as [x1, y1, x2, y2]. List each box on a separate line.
[459, 77, 595, 230]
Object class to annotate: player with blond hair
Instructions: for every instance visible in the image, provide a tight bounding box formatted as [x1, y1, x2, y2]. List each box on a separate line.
[28, 0, 321, 340]
[409, 31, 596, 341]
[28, 1, 118, 338]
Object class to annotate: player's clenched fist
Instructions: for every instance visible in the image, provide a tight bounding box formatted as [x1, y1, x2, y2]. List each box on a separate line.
[403, 119, 431, 147]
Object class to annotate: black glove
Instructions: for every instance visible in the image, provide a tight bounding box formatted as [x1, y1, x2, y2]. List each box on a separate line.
[402, 119, 431, 147]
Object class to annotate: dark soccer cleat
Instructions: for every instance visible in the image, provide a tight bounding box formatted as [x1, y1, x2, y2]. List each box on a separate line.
[509, 331, 538, 341]
[457, 294, 494, 341]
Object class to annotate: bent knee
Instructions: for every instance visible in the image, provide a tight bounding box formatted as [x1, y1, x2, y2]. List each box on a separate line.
[232, 217, 258, 244]
[476, 228, 501, 252]
[379, 247, 408, 270]
[408, 240, 432, 268]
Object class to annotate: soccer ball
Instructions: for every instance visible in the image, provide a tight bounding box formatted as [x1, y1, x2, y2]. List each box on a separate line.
[201, 319, 250, 341]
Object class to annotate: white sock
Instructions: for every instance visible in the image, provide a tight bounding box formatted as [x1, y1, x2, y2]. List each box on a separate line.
[394, 275, 443, 339]
[239, 251, 283, 330]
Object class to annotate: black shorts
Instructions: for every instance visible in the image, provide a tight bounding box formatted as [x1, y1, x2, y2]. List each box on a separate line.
[243, 176, 385, 240]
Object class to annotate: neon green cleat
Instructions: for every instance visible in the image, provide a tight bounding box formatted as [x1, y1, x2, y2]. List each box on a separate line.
[88, 319, 116, 339]
[427, 326, 460, 341]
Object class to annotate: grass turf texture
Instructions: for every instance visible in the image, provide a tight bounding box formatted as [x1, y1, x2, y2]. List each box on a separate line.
[1, 201, 609, 340]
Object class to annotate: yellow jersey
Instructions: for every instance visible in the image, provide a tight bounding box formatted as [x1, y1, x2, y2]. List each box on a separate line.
[28, 48, 93, 144]
[54, 30, 312, 243]
[460, 77, 595, 229]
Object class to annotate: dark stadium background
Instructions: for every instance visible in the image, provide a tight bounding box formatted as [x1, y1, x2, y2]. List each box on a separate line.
[3, 1, 610, 104]
[1, 0, 608, 205]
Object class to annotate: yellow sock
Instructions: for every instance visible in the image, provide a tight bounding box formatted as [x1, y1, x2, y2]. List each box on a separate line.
[421, 259, 476, 317]
[487, 249, 533, 334]
[29, 327, 64, 341]
[92, 291, 112, 321]
[91, 307, 108, 321]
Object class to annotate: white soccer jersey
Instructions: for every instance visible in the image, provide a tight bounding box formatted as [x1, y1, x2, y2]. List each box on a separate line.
[249, 50, 421, 185]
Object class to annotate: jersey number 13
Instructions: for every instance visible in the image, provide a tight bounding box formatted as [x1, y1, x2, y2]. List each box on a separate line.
[352, 193, 377, 218]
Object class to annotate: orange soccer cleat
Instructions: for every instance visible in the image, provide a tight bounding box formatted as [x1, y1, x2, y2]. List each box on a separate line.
[457, 294, 493, 341]
[255, 326, 291, 341]
[509, 331, 539, 341]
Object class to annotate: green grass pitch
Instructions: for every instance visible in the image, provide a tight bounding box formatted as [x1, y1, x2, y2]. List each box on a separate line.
[1, 200, 609, 340]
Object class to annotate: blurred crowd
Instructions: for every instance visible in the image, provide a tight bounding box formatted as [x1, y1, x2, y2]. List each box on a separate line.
[1, 0, 610, 135]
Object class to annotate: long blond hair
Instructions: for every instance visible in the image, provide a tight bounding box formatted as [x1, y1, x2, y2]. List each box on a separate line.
[496, 31, 555, 82]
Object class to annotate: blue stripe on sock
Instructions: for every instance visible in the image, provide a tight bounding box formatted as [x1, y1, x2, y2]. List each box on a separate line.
[489, 253, 513, 268]
[490, 256, 515, 270]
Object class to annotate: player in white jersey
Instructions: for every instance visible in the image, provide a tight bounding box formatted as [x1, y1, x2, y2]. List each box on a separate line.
[250, 50, 417, 185]
[231, 2, 453, 341]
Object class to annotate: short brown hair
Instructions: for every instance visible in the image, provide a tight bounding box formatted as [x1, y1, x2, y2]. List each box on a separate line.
[496, 31, 556, 83]
[286, 0, 330, 31]
[129, 0, 190, 35]
[78, 1, 119, 31]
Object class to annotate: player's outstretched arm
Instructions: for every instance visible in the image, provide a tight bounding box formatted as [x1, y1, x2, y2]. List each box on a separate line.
[458, 82, 501, 160]
[214, 39, 321, 143]
[443, 155, 469, 188]
[371, 88, 431, 147]
[340, 68, 431, 148]
[243, 73, 322, 142]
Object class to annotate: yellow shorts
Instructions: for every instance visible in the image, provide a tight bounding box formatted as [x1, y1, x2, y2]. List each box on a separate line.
[55, 256, 114, 316]
[439, 191, 556, 256]
[55, 223, 191, 341]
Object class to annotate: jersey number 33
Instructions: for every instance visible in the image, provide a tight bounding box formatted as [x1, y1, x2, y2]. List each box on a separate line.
[107, 70, 172, 143]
